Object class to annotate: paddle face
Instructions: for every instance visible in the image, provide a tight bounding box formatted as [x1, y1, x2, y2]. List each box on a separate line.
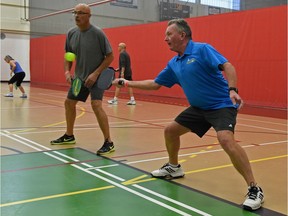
[72, 77, 83, 96]
[97, 68, 115, 90]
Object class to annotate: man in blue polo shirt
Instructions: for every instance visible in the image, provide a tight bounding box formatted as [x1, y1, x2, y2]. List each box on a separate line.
[113, 18, 264, 211]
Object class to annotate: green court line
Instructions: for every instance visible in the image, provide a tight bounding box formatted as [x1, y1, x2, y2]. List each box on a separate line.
[0, 148, 283, 216]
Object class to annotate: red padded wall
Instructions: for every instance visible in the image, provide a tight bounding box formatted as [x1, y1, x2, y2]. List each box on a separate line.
[30, 6, 287, 109]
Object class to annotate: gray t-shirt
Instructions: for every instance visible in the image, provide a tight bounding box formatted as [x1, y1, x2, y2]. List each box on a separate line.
[65, 25, 112, 81]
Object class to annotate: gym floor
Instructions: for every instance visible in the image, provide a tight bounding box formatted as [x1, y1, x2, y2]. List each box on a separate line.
[1, 83, 287, 216]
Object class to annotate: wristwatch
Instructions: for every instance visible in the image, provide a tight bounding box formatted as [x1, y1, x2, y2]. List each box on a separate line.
[229, 87, 238, 94]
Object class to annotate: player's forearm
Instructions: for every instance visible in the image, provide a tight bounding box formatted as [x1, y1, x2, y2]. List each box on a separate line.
[64, 61, 72, 72]
[223, 62, 237, 88]
[127, 80, 161, 90]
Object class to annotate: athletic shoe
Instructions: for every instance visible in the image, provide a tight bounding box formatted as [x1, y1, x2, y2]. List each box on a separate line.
[243, 185, 264, 211]
[151, 163, 185, 179]
[97, 140, 115, 155]
[50, 134, 76, 145]
[20, 94, 27, 98]
[108, 99, 118, 105]
[127, 100, 136, 105]
[4, 93, 13, 97]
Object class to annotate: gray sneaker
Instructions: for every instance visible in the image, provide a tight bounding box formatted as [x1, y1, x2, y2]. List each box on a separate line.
[20, 94, 28, 98]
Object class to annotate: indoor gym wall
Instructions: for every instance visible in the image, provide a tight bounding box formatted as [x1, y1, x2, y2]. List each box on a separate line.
[30, 5, 287, 110]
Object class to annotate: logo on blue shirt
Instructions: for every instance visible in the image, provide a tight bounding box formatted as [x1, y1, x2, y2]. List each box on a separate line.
[187, 58, 196, 64]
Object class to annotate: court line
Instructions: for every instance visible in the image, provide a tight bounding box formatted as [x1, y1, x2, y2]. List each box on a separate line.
[134, 184, 212, 216]
[238, 117, 286, 126]
[184, 154, 288, 175]
[0, 185, 115, 207]
[1, 133, 211, 216]
[69, 163, 208, 216]
[237, 123, 287, 133]
[126, 140, 287, 165]
[8, 105, 86, 134]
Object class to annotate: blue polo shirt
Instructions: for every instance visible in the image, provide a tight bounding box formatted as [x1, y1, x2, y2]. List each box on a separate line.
[155, 40, 236, 110]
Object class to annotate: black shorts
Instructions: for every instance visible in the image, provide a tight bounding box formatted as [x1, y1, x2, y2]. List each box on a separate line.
[175, 106, 238, 138]
[67, 81, 104, 102]
[8, 72, 25, 86]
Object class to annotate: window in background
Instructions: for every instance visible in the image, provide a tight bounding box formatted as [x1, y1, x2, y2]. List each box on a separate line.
[179, 0, 197, 3]
[201, 0, 240, 10]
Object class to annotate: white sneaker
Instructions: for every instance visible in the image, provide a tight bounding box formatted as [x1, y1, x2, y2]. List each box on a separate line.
[243, 185, 264, 211]
[151, 163, 185, 179]
[108, 99, 118, 105]
[4, 93, 13, 97]
[127, 100, 136, 105]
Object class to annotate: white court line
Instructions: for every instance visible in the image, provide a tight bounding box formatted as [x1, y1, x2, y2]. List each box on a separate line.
[134, 184, 212, 216]
[237, 123, 286, 133]
[70, 163, 197, 216]
[126, 140, 287, 165]
[1, 132, 210, 215]
[238, 117, 286, 126]
[1, 131, 46, 152]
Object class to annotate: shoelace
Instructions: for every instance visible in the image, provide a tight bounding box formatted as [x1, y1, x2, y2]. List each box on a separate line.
[246, 187, 258, 200]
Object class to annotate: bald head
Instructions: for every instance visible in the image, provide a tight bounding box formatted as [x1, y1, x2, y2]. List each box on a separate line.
[75, 3, 91, 14]
[74, 3, 91, 30]
[118, 43, 126, 49]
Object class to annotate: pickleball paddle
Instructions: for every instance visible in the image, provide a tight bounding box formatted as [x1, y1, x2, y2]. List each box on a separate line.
[97, 67, 115, 90]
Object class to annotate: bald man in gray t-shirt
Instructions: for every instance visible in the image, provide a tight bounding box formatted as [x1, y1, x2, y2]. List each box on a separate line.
[51, 3, 115, 155]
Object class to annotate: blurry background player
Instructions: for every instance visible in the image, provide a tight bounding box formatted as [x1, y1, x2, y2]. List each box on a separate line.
[3, 55, 27, 98]
[114, 18, 264, 211]
[108, 42, 136, 105]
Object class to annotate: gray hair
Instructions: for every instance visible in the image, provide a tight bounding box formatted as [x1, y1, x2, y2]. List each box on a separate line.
[168, 18, 192, 39]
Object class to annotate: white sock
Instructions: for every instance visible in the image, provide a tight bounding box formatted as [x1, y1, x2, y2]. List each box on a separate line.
[168, 163, 178, 168]
[131, 96, 135, 101]
[114, 97, 117, 100]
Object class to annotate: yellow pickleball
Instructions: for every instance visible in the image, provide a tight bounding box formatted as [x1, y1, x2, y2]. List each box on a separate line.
[64, 52, 76, 62]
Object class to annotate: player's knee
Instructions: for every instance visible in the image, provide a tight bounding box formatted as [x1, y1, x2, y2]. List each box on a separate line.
[65, 98, 77, 108]
[164, 123, 178, 138]
[217, 132, 235, 152]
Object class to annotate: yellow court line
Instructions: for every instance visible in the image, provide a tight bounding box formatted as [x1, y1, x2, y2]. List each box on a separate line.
[185, 154, 288, 175]
[122, 175, 157, 185]
[11, 106, 86, 134]
[0, 185, 114, 207]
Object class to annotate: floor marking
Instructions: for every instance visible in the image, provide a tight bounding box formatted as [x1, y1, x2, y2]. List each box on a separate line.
[1, 132, 45, 152]
[69, 163, 202, 216]
[189, 155, 197, 158]
[122, 175, 148, 185]
[179, 159, 187, 163]
[86, 164, 119, 170]
[184, 154, 288, 175]
[134, 184, 212, 216]
[237, 123, 287, 133]
[96, 169, 126, 181]
[8, 106, 86, 134]
[0, 185, 115, 207]
[238, 117, 287, 126]
[126, 140, 287, 165]
[1, 134, 210, 216]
